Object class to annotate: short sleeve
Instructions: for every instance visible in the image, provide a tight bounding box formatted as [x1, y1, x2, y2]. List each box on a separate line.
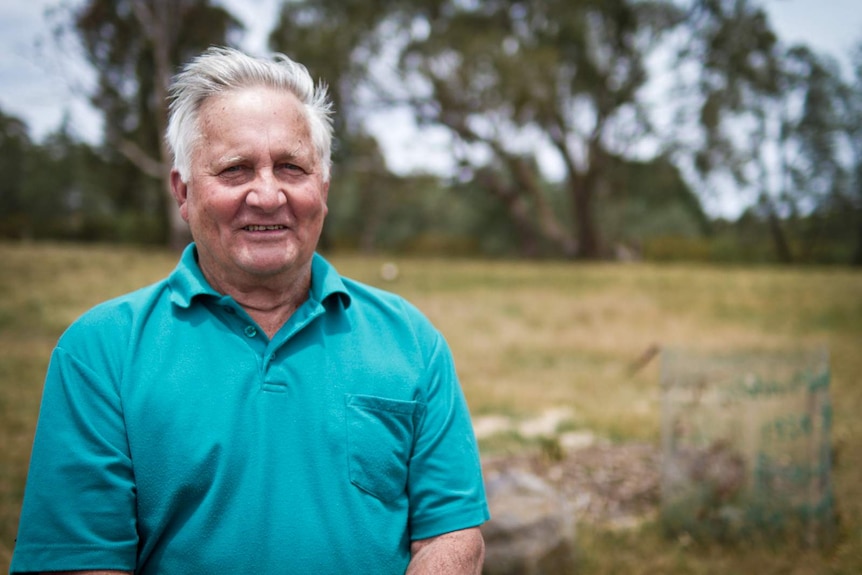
[406, 334, 490, 540]
[10, 345, 138, 573]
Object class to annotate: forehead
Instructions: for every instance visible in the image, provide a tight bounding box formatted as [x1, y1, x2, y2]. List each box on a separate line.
[194, 86, 314, 155]
[198, 86, 309, 130]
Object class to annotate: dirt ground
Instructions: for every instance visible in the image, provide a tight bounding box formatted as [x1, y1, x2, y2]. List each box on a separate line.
[482, 442, 662, 529]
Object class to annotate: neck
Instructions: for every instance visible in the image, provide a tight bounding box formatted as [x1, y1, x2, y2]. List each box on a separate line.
[203, 266, 312, 339]
[240, 292, 307, 339]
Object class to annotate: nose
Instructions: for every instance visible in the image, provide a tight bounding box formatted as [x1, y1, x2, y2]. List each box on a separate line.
[246, 169, 287, 211]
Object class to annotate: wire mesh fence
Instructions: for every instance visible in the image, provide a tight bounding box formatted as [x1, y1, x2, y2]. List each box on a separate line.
[660, 347, 834, 547]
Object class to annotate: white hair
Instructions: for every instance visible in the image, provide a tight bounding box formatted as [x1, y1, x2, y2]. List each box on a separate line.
[166, 46, 334, 182]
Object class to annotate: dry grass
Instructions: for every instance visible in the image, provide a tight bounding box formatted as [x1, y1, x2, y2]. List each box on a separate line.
[1, 243, 861, 573]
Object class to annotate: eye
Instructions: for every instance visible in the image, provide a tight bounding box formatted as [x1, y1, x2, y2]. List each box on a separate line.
[217, 164, 253, 184]
[221, 162, 255, 176]
[276, 161, 309, 174]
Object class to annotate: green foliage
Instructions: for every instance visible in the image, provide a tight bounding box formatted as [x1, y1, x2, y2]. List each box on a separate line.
[0, 110, 32, 238]
[600, 155, 712, 254]
[676, 1, 861, 264]
[841, 42, 862, 264]
[269, 0, 857, 264]
[393, 0, 685, 258]
[643, 205, 860, 265]
[3, 0, 859, 262]
[0, 108, 168, 244]
[325, 169, 523, 256]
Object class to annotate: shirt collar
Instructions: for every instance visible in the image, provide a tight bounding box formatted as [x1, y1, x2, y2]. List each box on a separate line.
[168, 243, 351, 310]
[309, 252, 352, 309]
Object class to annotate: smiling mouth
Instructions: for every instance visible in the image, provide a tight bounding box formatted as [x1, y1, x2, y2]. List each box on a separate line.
[244, 225, 286, 231]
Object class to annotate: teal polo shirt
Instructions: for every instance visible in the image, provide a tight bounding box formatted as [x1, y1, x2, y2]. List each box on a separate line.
[11, 245, 489, 574]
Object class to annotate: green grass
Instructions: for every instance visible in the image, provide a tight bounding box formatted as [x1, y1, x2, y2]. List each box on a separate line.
[1, 243, 861, 573]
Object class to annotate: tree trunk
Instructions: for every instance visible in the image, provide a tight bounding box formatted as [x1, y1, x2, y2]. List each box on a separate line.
[358, 185, 383, 254]
[767, 210, 793, 264]
[760, 194, 793, 264]
[128, 0, 194, 250]
[853, 215, 862, 266]
[478, 169, 541, 257]
[570, 173, 600, 260]
[509, 157, 577, 257]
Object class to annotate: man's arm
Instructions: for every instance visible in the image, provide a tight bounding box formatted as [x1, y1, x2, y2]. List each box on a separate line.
[406, 527, 484, 575]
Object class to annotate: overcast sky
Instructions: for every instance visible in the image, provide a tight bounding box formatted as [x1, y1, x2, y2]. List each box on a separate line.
[1, 0, 859, 176]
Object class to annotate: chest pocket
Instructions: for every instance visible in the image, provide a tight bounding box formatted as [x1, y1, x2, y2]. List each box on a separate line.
[346, 394, 425, 502]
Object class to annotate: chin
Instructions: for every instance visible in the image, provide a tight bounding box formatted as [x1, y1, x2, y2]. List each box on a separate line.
[241, 258, 293, 275]
[238, 252, 305, 276]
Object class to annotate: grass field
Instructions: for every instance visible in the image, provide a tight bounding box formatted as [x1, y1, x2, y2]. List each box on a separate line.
[1, 242, 860, 573]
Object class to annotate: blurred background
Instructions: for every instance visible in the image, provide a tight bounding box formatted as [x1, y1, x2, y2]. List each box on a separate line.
[1, 1, 861, 573]
[1, 0, 861, 264]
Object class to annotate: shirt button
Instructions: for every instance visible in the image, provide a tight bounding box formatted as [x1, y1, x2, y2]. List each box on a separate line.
[223, 306, 236, 314]
[244, 325, 257, 338]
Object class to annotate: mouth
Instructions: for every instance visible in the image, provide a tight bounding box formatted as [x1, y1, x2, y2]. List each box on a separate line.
[243, 225, 287, 231]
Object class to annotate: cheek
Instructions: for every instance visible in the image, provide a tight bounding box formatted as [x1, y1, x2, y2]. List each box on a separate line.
[294, 188, 328, 220]
[198, 192, 243, 226]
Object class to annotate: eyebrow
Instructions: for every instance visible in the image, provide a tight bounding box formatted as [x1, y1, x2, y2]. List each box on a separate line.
[217, 155, 246, 166]
[210, 143, 317, 171]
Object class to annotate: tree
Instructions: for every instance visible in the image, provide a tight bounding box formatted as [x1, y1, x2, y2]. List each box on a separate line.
[55, 0, 243, 248]
[777, 46, 852, 262]
[394, 0, 684, 259]
[671, 0, 856, 264]
[0, 109, 31, 237]
[844, 42, 862, 265]
[667, 0, 798, 260]
[602, 154, 711, 248]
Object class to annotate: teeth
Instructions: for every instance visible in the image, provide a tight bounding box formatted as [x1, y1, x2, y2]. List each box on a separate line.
[245, 225, 285, 231]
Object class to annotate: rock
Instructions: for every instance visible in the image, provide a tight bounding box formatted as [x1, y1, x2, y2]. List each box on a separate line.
[473, 415, 514, 439]
[558, 430, 597, 452]
[481, 468, 577, 575]
[517, 407, 575, 438]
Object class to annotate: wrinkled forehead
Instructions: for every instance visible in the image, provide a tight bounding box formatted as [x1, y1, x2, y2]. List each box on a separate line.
[192, 87, 317, 159]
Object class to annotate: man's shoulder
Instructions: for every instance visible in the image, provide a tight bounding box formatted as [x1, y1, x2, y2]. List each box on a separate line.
[312, 254, 415, 316]
[334, 274, 445, 355]
[339, 275, 427, 322]
[60, 278, 172, 344]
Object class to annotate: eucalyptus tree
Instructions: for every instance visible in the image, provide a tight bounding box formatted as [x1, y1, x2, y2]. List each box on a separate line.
[394, 0, 684, 258]
[778, 46, 853, 262]
[675, 0, 859, 263]
[55, 0, 242, 248]
[843, 43, 862, 265]
[265, 0, 851, 261]
[664, 0, 800, 260]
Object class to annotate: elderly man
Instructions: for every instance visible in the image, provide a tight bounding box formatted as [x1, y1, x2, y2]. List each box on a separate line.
[11, 47, 488, 574]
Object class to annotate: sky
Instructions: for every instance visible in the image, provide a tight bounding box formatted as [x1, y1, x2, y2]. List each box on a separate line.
[0, 0, 860, 185]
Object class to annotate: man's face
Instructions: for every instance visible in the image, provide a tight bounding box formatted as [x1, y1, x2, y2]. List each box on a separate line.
[171, 87, 329, 290]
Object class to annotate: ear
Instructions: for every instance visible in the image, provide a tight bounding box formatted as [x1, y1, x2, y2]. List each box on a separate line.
[170, 170, 191, 223]
[321, 180, 330, 216]
[320, 181, 329, 205]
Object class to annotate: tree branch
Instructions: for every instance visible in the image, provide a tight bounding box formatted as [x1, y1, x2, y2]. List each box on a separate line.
[116, 138, 165, 179]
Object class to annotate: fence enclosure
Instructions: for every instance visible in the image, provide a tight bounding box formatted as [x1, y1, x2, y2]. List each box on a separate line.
[660, 348, 834, 546]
